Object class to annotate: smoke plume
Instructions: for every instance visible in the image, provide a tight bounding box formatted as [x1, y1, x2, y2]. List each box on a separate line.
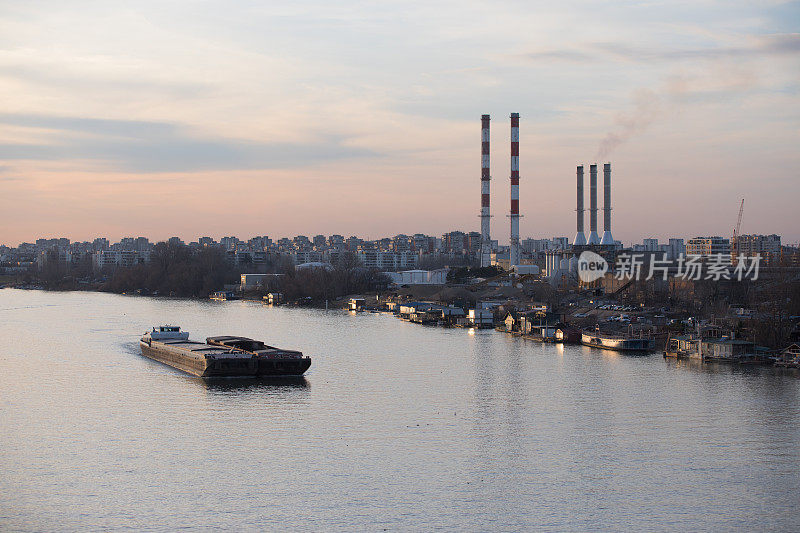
[596, 88, 661, 159]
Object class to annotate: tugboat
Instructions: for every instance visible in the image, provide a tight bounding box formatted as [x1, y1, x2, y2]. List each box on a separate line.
[139, 326, 311, 377]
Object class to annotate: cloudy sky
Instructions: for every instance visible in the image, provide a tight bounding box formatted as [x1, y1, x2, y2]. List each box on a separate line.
[0, 0, 798, 246]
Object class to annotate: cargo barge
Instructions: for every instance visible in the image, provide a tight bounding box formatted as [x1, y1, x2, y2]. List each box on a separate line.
[139, 326, 311, 378]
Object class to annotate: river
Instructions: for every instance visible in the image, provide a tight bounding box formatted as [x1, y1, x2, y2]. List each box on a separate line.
[1, 289, 798, 531]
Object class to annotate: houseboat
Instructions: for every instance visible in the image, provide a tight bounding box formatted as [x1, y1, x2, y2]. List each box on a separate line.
[525, 325, 559, 342]
[209, 291, 238, 301]
[699, 337, 770, 364]
[776, 343, 800, 368]
[263, 292, 283, 305]
[555, 326, 582, 344]
[664, 335, 701, 359]
[468, 309, 494, 329]
[349, 297, 366, 312]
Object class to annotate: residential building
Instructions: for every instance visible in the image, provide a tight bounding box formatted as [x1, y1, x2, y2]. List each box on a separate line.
[313, 235, 327, 249]
[686, 236, 730, 259]
[221, 236, 239, 250]
[328, 234, 345, 248]
[666, 238, 685, 260]
[733, 234, 781, 264]
[357, 250, 417, 270]
[93, 250, 151, 270]
[442, 231, 466, 254]
[198, 236, 217, 248]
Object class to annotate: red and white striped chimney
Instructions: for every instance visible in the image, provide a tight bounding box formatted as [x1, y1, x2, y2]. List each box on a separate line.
[480, 115, 491, 267]
[509, 113, 520, 267]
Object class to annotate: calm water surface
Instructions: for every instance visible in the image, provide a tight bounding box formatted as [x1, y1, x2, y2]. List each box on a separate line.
[1, 289, 799, 531]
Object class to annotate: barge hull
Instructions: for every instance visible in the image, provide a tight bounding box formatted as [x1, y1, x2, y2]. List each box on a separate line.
[257, 358, 312, 376]
[140, 341, 310, 377]
[140, 342, 208, 377]
[140, 342, 259, 377]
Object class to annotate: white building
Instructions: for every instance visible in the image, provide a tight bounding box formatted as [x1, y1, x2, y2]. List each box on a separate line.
[512, 264, 540, 275]
[93, 250, 151, 270]
[383, 269, 448, 285]
[357, 251, 417, 270]
[290, 251, 324, 265]
[521, 238, 553, 253]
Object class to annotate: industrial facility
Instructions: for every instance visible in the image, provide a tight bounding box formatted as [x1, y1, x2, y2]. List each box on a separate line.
[479, 115, 491, 267]
[572, 163, 614, 249]
[478, 112, 523, 269]
[477, 113, 618, 281]
[545, 162, 618, 281]
[509, 113, 521, 269]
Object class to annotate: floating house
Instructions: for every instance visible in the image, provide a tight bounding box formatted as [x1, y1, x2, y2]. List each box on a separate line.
[349, 297, 366, 311]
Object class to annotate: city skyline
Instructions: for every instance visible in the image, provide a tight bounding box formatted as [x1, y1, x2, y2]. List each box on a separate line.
[5, 230, 787, 259]
[1, 1, 799, 245]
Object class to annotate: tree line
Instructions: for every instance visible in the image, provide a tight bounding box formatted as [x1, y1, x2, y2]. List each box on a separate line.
[99, 242, 389, 301]
[101, 242, 235, 297]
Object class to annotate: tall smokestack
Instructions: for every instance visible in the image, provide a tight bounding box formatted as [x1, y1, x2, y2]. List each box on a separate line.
[587, 163, 600, 245]
[480, 115, 492, 267]
[573, 165, 586, 246]
[509, 113, 521, 267]
[600, 162, 614, 246]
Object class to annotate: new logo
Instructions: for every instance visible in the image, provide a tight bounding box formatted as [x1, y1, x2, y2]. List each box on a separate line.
[577, 251, 608, 283]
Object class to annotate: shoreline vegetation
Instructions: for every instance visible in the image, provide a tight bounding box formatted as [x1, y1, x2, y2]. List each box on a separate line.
[3, 242, 799, 350]
[5, 241, 391, 305]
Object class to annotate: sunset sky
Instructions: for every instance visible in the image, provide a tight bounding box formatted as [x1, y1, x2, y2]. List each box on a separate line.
[1, 1, 798, 246]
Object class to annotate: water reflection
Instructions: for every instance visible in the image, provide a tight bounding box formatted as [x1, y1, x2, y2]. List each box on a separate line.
[556, 342, 565, 356]
[663, 356, 795, 378]
[201, 376, 309, 392]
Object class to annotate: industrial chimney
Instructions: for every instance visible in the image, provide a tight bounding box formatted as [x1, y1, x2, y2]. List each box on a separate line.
[600, 162, 614, 246]
[587, 163, 600, 245]
[480, 115, 492, 267]
[509, 113, 520, 267]
[573, 165, 586, 246]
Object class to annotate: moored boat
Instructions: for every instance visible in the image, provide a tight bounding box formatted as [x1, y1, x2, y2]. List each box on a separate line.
[699, 337, 771, 364]
[210, 291, 238, 301]
[581, 331, 655, 352]
[775, 343, 800, 368]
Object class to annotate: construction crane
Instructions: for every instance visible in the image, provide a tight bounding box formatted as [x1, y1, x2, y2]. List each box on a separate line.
[732, 198, 744, 259]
